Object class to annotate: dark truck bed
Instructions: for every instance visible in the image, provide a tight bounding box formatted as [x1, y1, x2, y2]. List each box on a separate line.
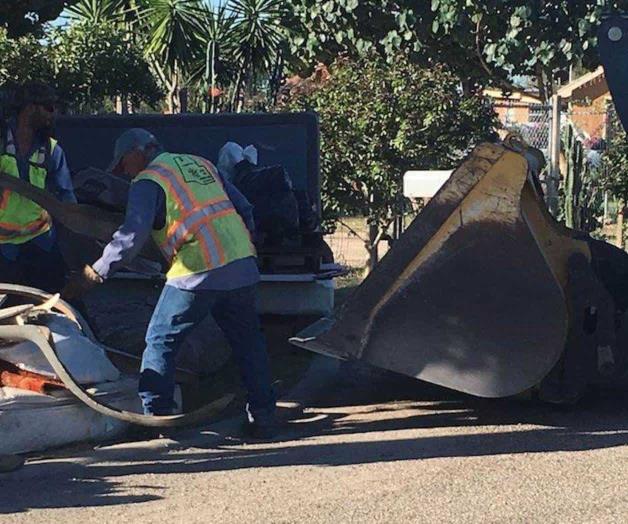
[54, 111, 339, 316]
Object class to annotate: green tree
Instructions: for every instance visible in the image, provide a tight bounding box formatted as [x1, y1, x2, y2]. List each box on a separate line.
[0, 22, 161, 114]
[65, 0, 129, 25]
[192, 2, 237, 113]
[286, 54, 498, 269]
[62, 0, 299, 114]
[142, 0, 208, 113]
[0, 28, 55, 86]
[228, 0, 290, 111]
[286, 1, 628, 99]
[52, 21, 162, 113]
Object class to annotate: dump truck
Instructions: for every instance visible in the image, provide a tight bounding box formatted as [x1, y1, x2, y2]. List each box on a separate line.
[53, 111, 341, 318]
[291, 13, 628, 404]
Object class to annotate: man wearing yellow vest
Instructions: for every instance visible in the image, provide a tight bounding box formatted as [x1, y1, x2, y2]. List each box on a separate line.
[0, 83, 76, 291]
[64, 128, 277, 438]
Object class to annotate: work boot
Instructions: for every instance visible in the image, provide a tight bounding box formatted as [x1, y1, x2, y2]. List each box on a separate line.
[0, 454, 24, 473]
[242, 403, 279, 441]
[242, 419, 279, 441]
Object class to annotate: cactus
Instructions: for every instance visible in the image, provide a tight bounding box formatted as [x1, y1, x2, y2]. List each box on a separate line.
[562, 123, 602, 232]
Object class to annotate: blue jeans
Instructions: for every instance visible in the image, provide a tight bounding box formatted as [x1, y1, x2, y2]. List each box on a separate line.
[139, 284, 276, 423]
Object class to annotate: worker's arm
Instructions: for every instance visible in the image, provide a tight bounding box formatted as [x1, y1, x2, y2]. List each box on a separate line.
[219, 173, 255, 234]
[92, 180, 163, 279]
[46, 143, 77, 203]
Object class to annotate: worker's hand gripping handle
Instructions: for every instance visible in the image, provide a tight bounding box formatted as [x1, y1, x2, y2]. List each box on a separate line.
[61, 264, 104, 301]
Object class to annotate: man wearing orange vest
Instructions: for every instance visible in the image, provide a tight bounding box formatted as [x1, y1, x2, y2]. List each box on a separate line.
[64, 128, 277, 438]
[0, 83, 76, 291]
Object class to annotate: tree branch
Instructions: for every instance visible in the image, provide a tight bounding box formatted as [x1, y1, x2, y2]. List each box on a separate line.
[371, 216, 395, 247]
[475, 18, 520, 94]
[338, 218, 367, 242]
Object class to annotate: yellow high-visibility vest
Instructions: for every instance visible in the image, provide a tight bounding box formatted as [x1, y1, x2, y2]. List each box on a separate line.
[0, 128, 54, 244]
[135, 152, 256, 280]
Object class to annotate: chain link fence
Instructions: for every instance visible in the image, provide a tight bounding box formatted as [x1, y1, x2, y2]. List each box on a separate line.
[497, 99, 622, 242]
[325, 218, 392, 269]
[325, 224, 368, 269]
[496, 102, 553, 157]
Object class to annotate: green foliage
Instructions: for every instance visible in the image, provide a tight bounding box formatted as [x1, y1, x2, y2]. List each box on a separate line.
[228, 0, 291, 109]
[602, 104, 628, 204]
[286, 1, 628, 99]
[190, 3, 237, 112]
[65, 0, 129, 25]
[0, 29, 55, 86]
[1, 0, 298, 114]
[0, 23, 162, 114]
[184, 0, 297, 113]
[142, 0, 207, 73]
[52, 21, 163, 112]
[285, 54, 498, 245]
[230, 0, 288, 74]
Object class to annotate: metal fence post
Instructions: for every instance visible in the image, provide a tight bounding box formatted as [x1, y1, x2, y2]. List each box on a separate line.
[548, 94, 562, 216]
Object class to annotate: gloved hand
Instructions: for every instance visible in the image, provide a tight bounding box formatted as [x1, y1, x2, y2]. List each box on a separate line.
[61, 265, 104, 301]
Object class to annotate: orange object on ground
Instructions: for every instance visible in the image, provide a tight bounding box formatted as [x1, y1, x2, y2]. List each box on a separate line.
[0, 359, 65, 394]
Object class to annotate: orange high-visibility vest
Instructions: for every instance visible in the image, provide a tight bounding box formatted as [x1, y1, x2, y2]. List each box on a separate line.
[135, 152, 256, 280]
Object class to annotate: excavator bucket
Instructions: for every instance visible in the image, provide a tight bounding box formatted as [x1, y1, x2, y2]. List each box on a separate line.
[292, 139, 594, 398]
[599, 14, 628, 133]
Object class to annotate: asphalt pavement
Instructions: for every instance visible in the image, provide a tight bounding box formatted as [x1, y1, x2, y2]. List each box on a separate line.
[2, 357, 627, 523]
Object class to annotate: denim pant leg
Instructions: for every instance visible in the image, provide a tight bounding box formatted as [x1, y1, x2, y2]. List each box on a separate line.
[211, 285, 276, 423]
[139, 285, 213, 415]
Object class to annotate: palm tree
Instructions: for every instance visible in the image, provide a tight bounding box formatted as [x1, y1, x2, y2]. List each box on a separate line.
[194, 2, 237, 113]
[141, 0, 207, 113]
[65, 0, 128, 25]
[228, 0, 289, 111]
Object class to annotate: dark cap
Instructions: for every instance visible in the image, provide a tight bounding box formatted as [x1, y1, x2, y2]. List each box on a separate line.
[108, 128, 160, 172]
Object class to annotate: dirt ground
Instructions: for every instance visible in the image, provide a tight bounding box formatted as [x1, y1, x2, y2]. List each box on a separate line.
[2, 359, 627, 523]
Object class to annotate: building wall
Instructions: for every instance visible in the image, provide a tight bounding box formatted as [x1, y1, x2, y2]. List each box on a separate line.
[494, 103, 530, 126]
[570, 94, 610, 142]
[566, 77, 610, 143]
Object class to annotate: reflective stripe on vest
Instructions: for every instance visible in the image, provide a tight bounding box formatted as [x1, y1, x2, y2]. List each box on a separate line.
[0, 129, 54, 244]
[160, 201, 235, 263]
[0, 214, 49, 240]
[139, 163, 235, 267]
[135, 153, 255, 279]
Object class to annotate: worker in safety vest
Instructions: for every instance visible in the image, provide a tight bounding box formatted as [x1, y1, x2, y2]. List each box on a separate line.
[63, 129, 277, 438]
[0, 83, 76, 292]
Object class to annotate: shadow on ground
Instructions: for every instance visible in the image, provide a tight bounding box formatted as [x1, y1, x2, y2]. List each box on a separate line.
[2, 361, 627, 515]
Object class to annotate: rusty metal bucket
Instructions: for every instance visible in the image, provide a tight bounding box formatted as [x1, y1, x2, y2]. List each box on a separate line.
[291, 141, 592, 398]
